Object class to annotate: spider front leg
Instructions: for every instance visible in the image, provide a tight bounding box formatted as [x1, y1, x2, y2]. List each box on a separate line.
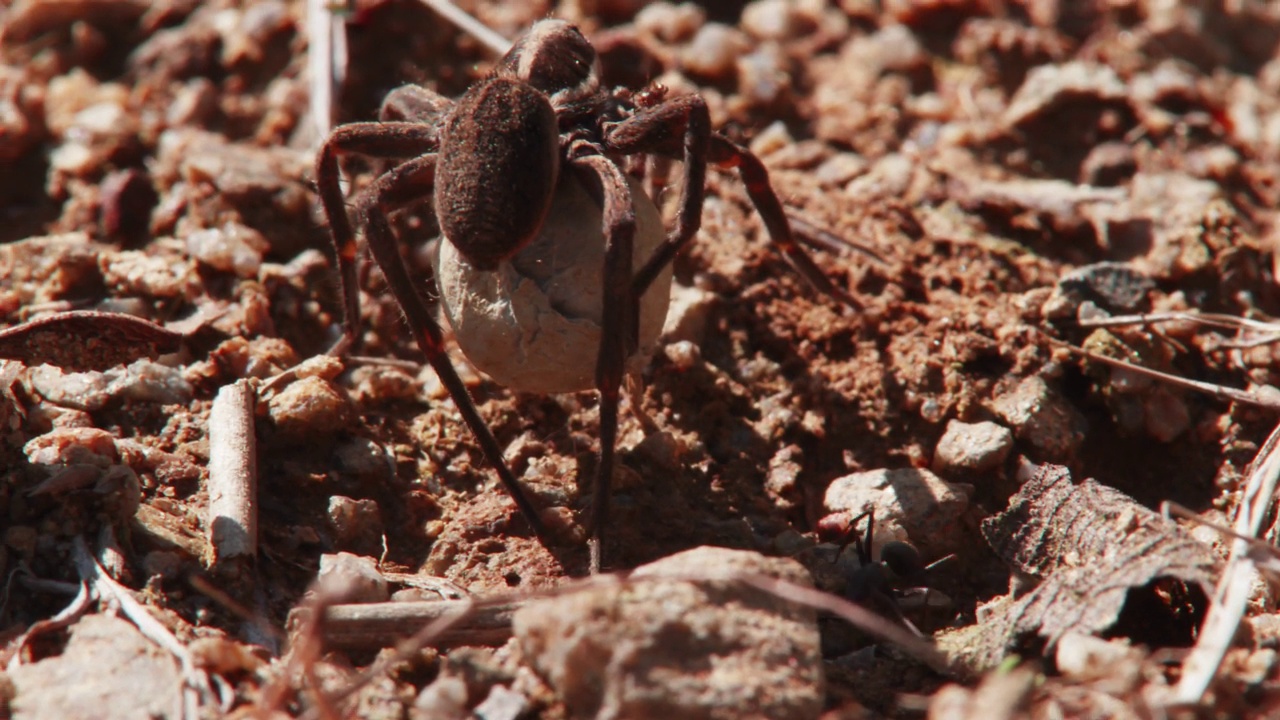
[605, 96, 857, 307]
[707, 135, 860, 308]
[378, 84, 453, 124]
[315, 122, 441, 355]
[349, 156, 548, 539]
[605, 94, 709, 297]
[567, 151, 638, 574]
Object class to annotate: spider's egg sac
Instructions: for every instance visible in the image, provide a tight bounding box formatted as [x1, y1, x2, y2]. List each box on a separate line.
[434, 173, 672, 394]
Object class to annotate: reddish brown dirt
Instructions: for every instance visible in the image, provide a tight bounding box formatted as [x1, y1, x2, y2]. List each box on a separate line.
[3, 0, 1280, 717]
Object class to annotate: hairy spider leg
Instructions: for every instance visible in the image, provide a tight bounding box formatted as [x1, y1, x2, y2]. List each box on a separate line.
[605, 94, 711, 299]
[606, 95, 858, 309]
[316, 125, 547, 539]
[564, 148, 639, 574]
[378, 84, 454, 123]
[315, 122, 440, 355]
[350, 155, 548, 538]
[707, 135, 861, 309]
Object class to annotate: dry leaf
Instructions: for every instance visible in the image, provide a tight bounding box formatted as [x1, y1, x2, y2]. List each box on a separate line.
[0, 311, 183, 372]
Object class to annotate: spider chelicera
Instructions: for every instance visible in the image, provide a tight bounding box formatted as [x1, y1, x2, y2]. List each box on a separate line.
[316, 19, 855, 571]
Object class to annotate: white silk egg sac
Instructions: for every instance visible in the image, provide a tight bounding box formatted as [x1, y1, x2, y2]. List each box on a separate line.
[434, 173, 673, 394]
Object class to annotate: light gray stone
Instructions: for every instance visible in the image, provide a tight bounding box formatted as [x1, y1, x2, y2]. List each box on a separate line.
[8, 614, 182, 720]
[514, 546, 823, 720]
[823, 468, 970, 559]
[990, 376, 1087, 461]
[932, 420, 1014, 474]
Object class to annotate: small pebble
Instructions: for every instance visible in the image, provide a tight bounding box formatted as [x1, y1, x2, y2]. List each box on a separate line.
[741, 0, 806, 41]
[681, 23, 750, 81]
[335, 438, 391, 485]
[99, 169, 158, 240]
[29, 360, 193, 412]
[663, 340, 701, 371]
[185, 222, 268, 278]
[989, 376, 1088, 461]
[814, 152, 869, 187]
[24, 426, 119, 466]
[1003, 61, 1127, 130]
[1045, 262, 1155, 319]
[823, 468, 970, 559]
[634, 2, 706, 44]
[736, 44, 791, 106]
[316, 552, 388, 604]
[327, 495, 384, 553]
[267, 375, 354, 442]
[931, 420, 1014, 475]
[100, 250, 198, 299]
[661, 283, 716, 345]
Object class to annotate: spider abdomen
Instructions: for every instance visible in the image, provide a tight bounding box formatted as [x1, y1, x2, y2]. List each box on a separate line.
[435, 75, 560, 271]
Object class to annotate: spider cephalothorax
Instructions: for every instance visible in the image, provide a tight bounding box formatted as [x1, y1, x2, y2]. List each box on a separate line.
[316, 19, 854, 571]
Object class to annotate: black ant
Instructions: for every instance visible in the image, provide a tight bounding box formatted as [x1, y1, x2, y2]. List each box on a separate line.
[835, 510, 953, 637]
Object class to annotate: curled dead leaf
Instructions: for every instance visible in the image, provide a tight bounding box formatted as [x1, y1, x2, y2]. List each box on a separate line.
[0, 311, 183, 372]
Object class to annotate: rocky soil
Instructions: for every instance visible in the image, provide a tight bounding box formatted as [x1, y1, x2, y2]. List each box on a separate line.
[3, 0, 1280, 717]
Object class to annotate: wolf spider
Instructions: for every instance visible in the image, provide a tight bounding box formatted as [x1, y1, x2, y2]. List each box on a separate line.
[316, 19, 854, 571]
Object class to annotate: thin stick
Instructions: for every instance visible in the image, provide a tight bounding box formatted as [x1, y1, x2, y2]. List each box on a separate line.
[1051, 338, 1280, 411]
[319, 598, 515, 649]
[295, 567, 951, 717]
[1076, 311, 1280, 335]
[208, 379, 259, 566]
[417, 0, 512, 55]
[1170, 420, 1280, 704]
[306, 0, 348, 144]
[72, 536, 213, 720]
[786, 212, 889, 264]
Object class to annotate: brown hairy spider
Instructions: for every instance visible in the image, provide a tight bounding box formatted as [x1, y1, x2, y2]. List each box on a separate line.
[316, 19, 854, 571]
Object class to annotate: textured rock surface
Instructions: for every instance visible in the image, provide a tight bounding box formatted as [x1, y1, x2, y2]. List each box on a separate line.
[7, 614, 181, 720]
[513, 546, 824, 720]
[823, 467, 971, 560]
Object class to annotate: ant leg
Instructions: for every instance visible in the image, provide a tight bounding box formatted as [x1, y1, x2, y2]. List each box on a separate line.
[568, 152, 638, 574]
[315, 123, 440, 355]
[833, 509, 875, 565]
[785, 212, 887, 265]
[351, 155, 548, 540]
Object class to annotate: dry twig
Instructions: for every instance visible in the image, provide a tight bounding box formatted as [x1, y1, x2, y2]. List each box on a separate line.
[306, 0, 347, 144]
[208, 379, 259, 567]
[1170, 420, 1280, 705]
[1052, 338, 1280, 411]
[319, 598, 515, 649]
